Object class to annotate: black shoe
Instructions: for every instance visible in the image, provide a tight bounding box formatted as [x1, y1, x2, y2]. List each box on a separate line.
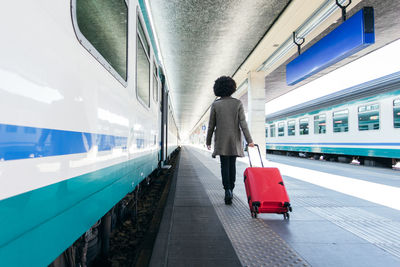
[224, 189, 232, 205]
[224, 189, 230, 200]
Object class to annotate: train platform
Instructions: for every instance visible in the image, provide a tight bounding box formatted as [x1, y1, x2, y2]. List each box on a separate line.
[150, 146, 400, 267]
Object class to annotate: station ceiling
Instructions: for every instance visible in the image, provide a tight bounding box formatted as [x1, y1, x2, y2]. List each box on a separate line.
[148, 0, 290, 136]
[148, 0, 400, 137]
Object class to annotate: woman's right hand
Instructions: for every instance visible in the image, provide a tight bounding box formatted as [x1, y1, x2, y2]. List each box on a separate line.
[248, 142, 255, 147]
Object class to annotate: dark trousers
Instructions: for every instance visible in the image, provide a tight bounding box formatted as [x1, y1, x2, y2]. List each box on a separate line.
[220, 155, 237, 190]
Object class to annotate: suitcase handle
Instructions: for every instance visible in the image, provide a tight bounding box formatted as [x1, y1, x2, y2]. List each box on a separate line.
[246, 144, 264, 167]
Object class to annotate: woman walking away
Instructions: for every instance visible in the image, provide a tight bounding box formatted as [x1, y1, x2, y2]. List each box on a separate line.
[206, 76, 254, 205]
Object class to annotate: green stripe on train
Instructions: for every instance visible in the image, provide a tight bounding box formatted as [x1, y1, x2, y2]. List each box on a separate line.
[0, 152, 159, 266]
[266, 145, 400, 158]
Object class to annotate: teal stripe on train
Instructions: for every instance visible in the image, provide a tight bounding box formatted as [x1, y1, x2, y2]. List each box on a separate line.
[266, 144, 400, 158]
[0, 152, 159, 266]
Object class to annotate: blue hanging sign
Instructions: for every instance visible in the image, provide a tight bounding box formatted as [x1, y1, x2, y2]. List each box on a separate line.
[286, 7, 374, 86]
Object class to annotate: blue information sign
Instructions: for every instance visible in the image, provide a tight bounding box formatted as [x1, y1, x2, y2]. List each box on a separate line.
[286, 7, 374, 86]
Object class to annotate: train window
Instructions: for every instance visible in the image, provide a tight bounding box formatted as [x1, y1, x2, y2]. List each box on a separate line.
[137, 18, 150, 55]
[333, 110, 349, 132]
[358, 104, 379, 131]
[288, 120, 295, 136]
[394, 99, 400, 128]
[73, 0, 128, 83]
[137, 17, 150, 107]
[299, 118, 309, 135]
[265, 127, 268, 138]
[278, 122, 285, 137]
[270, 124, 276, 137]
[6, 125, 17, 133]
[24, 127, 36, 134]
[153, 63, 159, 102]
[314, 114, 326, 134]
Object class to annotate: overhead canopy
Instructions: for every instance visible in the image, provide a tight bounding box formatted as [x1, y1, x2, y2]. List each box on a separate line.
[148, 0, 290, 136]
[253, 0, 400, 107]
[147, 0, 400, 138]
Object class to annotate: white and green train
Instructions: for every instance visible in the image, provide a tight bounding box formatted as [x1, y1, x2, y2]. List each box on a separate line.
[266, 72, 400, 166]
[0, 1, 179, 266]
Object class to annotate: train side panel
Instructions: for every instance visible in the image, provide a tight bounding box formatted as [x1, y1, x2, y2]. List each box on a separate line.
[0, 1, 165, 265]
[266, 90, 400, 159]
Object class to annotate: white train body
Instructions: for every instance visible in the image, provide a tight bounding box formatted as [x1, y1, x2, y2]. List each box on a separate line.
[0, 1, 178, 265]
[266, 73, 400, 160]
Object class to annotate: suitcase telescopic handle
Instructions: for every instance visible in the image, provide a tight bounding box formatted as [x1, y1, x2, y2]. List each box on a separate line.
[246, 144, 264, 167]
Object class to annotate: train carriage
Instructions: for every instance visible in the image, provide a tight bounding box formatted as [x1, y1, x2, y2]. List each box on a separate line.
[0, 1, 179, 266]
[266, 72, 400, 166]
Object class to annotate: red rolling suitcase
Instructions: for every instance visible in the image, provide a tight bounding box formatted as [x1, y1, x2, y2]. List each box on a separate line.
[244, 144, 292, 219]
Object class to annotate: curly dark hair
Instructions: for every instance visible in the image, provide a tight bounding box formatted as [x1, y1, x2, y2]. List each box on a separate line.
[213, 76, 236, 97]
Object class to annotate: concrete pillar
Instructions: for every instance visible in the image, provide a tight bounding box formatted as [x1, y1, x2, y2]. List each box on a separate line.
[247, 71, 266, 159]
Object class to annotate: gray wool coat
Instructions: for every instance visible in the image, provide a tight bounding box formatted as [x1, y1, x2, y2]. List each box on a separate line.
[206, 97, 253, 157]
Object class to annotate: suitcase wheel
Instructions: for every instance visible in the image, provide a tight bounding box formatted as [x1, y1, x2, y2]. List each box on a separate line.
[284, 202, 293, 213]
[251, 206, 259, 218]
[283, 212, 290, 220]
[251, 210, 258, 218]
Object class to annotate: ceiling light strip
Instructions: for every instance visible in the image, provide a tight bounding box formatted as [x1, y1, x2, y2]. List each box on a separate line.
[144, 0, 165, 68]
[257, 0, 347, 72]
[144, 0, 179, 132]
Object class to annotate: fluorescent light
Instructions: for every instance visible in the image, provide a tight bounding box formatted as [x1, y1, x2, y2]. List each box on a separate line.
[144, 0, 165, 68]
[144, 0, 179, 132]
[258, 0, 347, 72]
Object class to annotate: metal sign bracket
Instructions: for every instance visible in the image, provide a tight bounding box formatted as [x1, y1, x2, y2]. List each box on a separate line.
[293, 32, 305, 55]
[336, 0, 352, 21]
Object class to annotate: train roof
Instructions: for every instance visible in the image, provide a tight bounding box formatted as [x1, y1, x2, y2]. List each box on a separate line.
[265, 71, 400, 122]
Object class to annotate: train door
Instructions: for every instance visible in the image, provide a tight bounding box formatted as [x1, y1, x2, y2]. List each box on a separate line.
[160, 74, 168, 165]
